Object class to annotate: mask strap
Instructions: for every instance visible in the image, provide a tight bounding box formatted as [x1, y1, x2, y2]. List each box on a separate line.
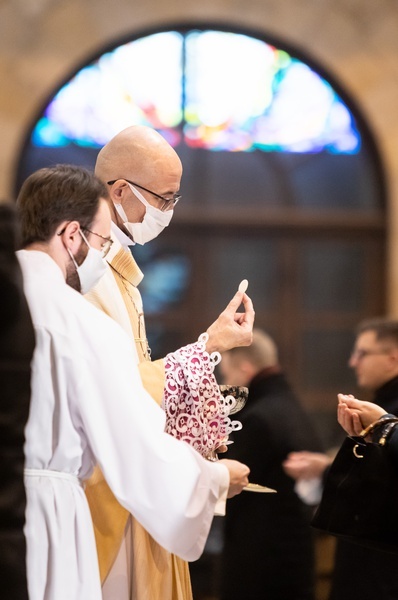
[127, 183, 151, 208]
[67, 247, 79, 270]
[79, 229, 91, 247]
[66, 228, 90, 269]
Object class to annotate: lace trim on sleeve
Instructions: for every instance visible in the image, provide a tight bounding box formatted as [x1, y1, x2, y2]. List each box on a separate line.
[162, 333, 242, 459]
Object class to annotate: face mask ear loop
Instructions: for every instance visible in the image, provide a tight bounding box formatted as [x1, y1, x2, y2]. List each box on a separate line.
[114, 202, 129, 224]
[66, 247, 79, 270]
[127, 183, 151, 209]
[66, 229, 89, 270]
[79, 229, 91, 246]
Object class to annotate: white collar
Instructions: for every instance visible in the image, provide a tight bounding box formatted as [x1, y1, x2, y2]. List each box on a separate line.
[111, 221, 135, 250]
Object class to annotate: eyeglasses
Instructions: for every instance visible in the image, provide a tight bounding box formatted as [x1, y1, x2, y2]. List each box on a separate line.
[107, 179, 181, 212]
[350, 349, 391, 361]
[82, 228, 113, 258]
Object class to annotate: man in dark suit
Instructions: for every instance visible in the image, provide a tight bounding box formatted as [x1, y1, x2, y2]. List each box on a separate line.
[219, 328, 322, 600]
[0, 203, 35, 599]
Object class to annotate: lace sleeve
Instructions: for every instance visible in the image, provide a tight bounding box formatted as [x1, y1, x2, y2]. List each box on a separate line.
[162, 333, 242, 459]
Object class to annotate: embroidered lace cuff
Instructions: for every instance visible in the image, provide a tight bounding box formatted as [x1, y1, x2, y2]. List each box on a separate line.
[162, 333, 242, 459]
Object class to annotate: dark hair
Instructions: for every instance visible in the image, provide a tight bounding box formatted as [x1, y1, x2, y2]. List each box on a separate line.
[17, 165, 108, 247]
[356, 317, 398, 346]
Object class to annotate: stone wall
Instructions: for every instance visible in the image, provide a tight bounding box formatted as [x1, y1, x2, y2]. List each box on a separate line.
[1, 0, 398, 307]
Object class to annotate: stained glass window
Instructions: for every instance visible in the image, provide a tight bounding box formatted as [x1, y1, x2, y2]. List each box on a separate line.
[30, 29, 360, 155]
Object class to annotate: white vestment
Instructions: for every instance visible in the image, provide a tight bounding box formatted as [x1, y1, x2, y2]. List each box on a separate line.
[18, 250, 229, 600]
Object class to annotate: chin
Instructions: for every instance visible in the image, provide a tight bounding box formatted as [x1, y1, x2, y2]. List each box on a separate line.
[358, 379, 375, 392]
[356, 377, 368, 390]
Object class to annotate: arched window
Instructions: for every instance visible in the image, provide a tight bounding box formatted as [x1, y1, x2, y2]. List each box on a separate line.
[17, 25, 386, 442]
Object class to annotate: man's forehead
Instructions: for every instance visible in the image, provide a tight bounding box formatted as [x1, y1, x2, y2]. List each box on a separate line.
[356, 329, 397, 350]
[355, 330, 379, 347]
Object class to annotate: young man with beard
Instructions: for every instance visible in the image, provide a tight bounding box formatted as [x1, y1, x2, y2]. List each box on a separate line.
[17, 164, 250, 600]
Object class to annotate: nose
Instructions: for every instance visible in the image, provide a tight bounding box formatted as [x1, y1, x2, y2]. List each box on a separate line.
[348, 354, 357, 369]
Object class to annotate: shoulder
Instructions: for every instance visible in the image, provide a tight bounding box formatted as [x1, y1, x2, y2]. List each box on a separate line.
[17, 249, 136, 354]
[69, 289, 133, 347]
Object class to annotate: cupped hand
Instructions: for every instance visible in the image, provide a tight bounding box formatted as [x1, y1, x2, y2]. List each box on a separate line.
[337, 393, 387, 433]
[282, 451, 332, 480]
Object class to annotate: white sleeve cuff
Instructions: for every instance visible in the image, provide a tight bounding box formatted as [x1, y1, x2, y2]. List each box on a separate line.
[294, 477, 323, 506]
[213, 462, 229, 516]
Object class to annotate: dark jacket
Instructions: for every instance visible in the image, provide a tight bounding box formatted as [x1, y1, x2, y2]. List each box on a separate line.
[0, 204, 35, 599]
[329, 375, 398, 600]
[220, 369, 322, 600]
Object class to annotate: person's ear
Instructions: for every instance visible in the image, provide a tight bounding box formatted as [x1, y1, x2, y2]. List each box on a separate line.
[239, 359, 256, 381]
[58, 220, 81, 254]
[110, 180, 129, 203]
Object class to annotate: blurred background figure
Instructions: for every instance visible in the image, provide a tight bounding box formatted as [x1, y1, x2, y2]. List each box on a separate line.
[217, 328, 322, 600]
[284, 317, 398, 600]
[0, 204, 35, 599]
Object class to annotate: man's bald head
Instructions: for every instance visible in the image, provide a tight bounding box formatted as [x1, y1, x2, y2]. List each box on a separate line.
[219, 329, 279, 386]
[95, 126, 182, 189]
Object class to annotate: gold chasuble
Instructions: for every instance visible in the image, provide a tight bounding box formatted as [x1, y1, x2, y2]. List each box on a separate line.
[85, 243, 192, 600]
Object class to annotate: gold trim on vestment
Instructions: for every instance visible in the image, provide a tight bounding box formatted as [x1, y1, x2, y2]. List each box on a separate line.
[85, 246, 192, 599]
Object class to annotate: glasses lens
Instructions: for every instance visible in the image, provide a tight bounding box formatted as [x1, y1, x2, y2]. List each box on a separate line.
[102, 239, 112, 257]
[161, 195, 181, 212]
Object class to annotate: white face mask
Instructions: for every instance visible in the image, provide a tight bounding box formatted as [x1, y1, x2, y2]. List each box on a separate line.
[114, 183, 173, 245]
[67, 230, 108, 294]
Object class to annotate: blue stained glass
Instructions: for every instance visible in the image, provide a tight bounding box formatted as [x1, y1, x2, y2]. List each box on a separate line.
[32, 118, 70, 147]
[30, 29, 360, 155]
[32, 33, 183, 148]
[134, 252, 191, 314]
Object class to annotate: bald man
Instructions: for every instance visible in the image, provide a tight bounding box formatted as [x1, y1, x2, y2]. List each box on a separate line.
[218, 329, 321, 600]
[84, 126, 254, 600]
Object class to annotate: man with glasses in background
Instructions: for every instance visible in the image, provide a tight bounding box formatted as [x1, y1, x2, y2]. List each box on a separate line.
[283, 317, 398, 600]
[84, 125, 255, 600]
